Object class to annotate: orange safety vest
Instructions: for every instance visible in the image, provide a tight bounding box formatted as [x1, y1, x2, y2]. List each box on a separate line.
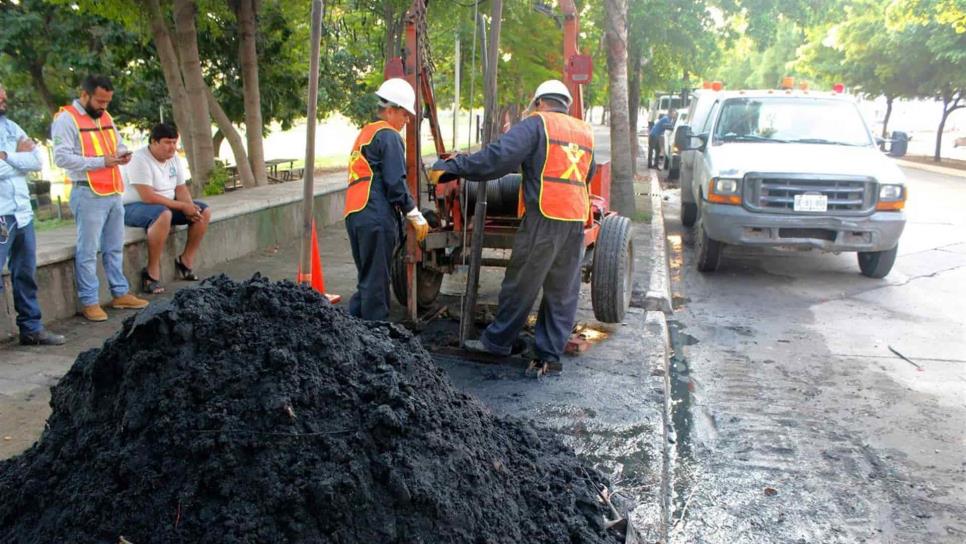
[58, 105, 124, 196]
[533, 112, 594, 222]
[344, 121, 397, 217]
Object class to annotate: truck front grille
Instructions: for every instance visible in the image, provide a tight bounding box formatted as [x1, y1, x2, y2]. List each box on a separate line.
[746, 175, 875, 215]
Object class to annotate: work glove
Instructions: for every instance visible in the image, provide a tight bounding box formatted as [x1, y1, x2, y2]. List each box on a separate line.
[406, 207, 429, 242]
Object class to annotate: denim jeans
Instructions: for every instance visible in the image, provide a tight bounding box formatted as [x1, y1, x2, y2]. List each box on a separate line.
[69, 186, 129, 306]
[0, 215, 43, 334]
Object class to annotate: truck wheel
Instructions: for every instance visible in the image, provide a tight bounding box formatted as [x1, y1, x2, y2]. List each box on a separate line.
[857, 246, 898, 278]
[592, 215, 634, 323]
[695, 218, 723, 272]
[681, 202, 697, 227]
[390, 243, 443, 308]
[669, 156, 681, 180]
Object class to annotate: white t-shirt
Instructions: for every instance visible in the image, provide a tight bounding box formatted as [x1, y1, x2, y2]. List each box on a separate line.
[122, 147, 187, 204]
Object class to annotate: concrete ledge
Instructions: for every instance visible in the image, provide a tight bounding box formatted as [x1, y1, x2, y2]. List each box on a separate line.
[644, 170, 673, 314]
[2, 174, 348, 339]
[894, 158, 966, 179]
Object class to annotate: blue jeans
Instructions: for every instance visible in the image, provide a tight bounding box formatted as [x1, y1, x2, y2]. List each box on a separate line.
[124, 200, 209, 229]
[0, 216, 43, 334]
[69, 187, 129, 306]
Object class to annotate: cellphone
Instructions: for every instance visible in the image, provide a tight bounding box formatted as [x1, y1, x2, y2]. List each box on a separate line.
[119, 151, 133, 158]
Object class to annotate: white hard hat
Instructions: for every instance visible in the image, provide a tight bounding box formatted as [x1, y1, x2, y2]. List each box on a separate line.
[376, 78, 416, 115]
[531, 79, 572, 108]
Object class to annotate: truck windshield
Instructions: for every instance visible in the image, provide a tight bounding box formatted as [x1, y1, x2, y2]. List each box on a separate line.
[714, 97, 872, 146]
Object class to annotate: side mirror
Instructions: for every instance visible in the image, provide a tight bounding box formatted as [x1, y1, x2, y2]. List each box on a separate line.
[886, 131, 909, 158]
[678, 129, 708, 152]
[673, 125, 691, 150]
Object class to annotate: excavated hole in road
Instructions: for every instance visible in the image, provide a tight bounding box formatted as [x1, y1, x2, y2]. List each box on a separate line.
[0, 275, 624, 544]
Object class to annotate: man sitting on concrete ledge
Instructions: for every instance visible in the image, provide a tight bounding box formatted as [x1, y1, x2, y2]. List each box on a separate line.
[122, 123, 211, 294]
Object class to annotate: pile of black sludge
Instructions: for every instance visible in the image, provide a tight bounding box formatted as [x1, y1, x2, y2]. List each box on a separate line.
[0, 275, 622, 543]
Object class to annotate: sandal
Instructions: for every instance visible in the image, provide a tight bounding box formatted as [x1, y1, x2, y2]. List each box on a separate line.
[140, 268, 165, 294]
[175, 256, 199, 281]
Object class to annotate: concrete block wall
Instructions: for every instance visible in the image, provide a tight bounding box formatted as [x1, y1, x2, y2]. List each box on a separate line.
[1, 176, 347, 340]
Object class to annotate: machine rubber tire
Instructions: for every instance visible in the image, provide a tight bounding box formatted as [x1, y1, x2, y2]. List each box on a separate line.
[390, 242, 443, 308]
[591, 215, 634, 323]
[669, 155, 681, 181]
[681, 201, 697, 227]
[857, 245, 898, 278]
[695, 217, 723, 272]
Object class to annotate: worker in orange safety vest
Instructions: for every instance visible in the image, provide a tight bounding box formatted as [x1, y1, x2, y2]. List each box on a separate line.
[51, 75, 148, 322]
[429, 79, 596, 373]
[344, 78, 428, 321]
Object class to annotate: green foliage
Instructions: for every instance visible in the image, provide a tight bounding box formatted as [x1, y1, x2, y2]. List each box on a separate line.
[0, 0, 159, 140]
[203, 161, 230, 196]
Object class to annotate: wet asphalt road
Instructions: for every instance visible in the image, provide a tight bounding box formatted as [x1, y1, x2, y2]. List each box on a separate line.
[663, 166, 966, 543]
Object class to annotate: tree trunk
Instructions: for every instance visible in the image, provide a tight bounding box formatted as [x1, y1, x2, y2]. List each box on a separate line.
[213, 129, 225, 157]
[144, 0, 198, 181]
[604, 0, 635, 217]
[206, 86, 256, 188]
[236, 0, 268, 186]
[935, 92, 962, 162]
[881, 95, 893, 140]
[26, 61, 59, 115]
[628, 46, 643, 176]
[482, 0, 503, 144]
[172, 0, 215, 187]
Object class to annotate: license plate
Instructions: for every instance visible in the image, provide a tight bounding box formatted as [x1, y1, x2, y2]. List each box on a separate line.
[794, 194, 828, 212]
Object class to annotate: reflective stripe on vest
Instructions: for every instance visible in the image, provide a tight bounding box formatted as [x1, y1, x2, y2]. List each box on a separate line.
[344, 121, 396, 217]
[58, 105, 124, 196]
[535, 112, 594, 222]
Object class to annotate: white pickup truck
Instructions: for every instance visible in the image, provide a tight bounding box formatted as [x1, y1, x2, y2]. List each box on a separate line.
[675, 89, 909, 278]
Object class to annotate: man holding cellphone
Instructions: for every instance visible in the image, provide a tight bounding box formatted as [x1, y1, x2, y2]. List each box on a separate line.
[122, 123, 210, 294]
[52, 75, 148, 321]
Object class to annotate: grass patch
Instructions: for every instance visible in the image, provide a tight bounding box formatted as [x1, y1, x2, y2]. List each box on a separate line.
[33, 218, 74, 232]
[632, 211, 652, 223]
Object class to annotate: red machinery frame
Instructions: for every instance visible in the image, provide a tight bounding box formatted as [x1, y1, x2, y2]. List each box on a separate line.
[385, 0, 619, 326]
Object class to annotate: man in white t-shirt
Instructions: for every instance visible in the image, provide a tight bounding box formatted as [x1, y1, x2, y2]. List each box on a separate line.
[123, 123, 211, 294]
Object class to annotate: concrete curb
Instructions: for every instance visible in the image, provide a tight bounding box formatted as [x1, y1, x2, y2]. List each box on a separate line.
[894, 159, 966, 179]
[644, 170, 673, 314]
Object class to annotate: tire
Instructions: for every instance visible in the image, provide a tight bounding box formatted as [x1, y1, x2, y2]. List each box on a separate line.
[857, 245, 898, 278]
[681, 201, 697, 227]
[390, 243, 443, 308]
[591, 215, 634, 323]
[695, 217, 723, 272]
[669, 155, 681, 181]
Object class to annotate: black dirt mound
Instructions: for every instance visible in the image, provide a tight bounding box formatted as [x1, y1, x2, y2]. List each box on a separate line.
[0, 275, 622, 544]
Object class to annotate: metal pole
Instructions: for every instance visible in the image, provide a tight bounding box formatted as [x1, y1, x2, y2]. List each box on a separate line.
[452, 34, 460, 150]
[299, 0, 324, 284]
[466, 0, 478, 151]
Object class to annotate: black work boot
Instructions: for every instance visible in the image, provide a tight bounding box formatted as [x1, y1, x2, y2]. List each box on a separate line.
[20, 329, 66, 346]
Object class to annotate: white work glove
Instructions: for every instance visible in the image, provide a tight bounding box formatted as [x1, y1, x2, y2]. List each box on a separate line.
[406, 207, 429, 242]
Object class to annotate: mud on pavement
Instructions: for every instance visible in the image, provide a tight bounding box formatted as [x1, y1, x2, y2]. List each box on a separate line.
[0, 275, 626, 544]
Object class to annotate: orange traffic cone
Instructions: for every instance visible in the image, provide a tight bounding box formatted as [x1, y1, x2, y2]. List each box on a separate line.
[298, 220, 341, 304]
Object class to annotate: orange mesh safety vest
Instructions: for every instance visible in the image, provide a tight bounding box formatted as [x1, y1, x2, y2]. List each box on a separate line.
[58, 105, 124, 196]
[344, 121, 396, 217]
[533, 112, 594, 222]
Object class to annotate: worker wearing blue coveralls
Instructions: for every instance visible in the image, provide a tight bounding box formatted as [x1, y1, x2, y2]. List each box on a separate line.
[429, 80, 596, 371]
[344, 79, 428, 321]
[0, 83, 66, 345]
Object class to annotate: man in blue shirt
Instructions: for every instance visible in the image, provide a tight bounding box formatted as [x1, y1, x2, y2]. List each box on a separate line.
[0, 84, 65, 345]
[648, 109, 676, 169]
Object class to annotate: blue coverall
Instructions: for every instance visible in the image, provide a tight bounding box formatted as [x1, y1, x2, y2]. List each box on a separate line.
[345, 128, 415, 321]
[433, 111, 596, 363]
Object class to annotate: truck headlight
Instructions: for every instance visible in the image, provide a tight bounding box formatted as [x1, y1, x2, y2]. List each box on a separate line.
[707, 177, 741, 205]
[876, 184, 906, 211]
